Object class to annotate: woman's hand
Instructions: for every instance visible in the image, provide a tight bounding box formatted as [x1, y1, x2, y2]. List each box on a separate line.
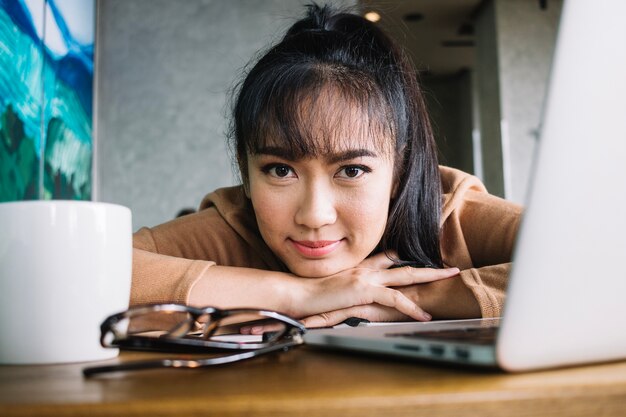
[288, 252, 460, 327]
[300, 267, 482, 328]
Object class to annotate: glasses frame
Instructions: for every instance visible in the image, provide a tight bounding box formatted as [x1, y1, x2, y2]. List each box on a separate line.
[83, 303, 306, 377]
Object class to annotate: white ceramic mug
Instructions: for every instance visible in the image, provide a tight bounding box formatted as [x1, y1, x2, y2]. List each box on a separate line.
[0, 201, 132, 364]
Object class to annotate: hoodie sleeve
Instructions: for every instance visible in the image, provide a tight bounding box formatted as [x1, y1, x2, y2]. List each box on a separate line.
[130, 186, 282, 306]
[439, 166, 523, 318]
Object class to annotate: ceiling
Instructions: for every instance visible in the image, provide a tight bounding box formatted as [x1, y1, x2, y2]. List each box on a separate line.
[358, 0, 483, 77]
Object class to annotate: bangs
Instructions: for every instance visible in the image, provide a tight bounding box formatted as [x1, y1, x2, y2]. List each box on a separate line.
[241, 64, 395, 160]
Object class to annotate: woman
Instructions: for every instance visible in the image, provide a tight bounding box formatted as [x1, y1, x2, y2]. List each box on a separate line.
[131, 4, 522, 328]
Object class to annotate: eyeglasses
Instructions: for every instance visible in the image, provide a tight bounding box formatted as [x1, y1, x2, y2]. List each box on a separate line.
[82, 303, 306, 377]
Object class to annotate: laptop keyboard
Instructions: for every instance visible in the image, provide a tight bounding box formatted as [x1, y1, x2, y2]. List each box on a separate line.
[387, 326, 498, 346]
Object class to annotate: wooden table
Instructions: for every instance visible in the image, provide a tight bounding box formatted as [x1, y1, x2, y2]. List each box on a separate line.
[2, 346, 626, 416]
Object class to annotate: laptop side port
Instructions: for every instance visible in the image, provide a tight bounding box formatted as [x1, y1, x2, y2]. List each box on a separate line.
[454, 347, 471, 360]
[429, 345, 445, 356]
[394, 344, 422, 352]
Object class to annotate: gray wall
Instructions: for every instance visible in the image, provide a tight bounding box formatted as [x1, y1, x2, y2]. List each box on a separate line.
[95, 0, 355, 230]
[474, 0, 562, 202]
[496, 0, 563, 203]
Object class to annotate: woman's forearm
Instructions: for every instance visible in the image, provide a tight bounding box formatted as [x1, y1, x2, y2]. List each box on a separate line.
[187, 265, 301, 315]
[187, 255, 460, 322]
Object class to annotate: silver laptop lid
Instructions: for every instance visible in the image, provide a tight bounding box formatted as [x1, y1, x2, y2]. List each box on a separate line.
[496, 0, 626, 371]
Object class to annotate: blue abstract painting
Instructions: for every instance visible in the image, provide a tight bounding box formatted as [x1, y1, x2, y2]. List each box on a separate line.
[0, 0, 94, 201]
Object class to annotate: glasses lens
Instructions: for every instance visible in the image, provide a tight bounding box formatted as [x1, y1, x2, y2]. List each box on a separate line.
[208, 312, 288, 344]
[119, 309, 205, 339]
[104, 307, 295, 353]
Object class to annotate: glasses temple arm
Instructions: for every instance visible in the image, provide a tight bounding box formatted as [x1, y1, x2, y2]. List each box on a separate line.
[83, 339, 300, 377]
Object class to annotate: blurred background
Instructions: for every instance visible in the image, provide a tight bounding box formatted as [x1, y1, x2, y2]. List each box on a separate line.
[94, 0, 563, 230]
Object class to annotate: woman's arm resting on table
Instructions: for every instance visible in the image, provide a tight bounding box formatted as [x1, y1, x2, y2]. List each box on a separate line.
[300, 263, 509, 327]
[186, 252, 460, 323]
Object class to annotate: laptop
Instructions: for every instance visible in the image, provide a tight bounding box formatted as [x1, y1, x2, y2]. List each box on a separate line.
[304, 0, 626, 372]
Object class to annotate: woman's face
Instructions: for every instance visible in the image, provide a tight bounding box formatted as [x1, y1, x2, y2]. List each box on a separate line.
[247, 132, 396, 278]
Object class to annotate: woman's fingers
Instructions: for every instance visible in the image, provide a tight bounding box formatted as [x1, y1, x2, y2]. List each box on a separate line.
[303, 272, 431, 324]
[371, 286, 432, 321]
[295, 258, 462, 324]
[301, 306, 372, 328]
[357, 252, 460, 287]
[375, 266, 460, 287]
[302, 303, 411, 328]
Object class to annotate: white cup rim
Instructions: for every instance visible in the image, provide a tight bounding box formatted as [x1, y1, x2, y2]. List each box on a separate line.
[0, 200, 130, 212]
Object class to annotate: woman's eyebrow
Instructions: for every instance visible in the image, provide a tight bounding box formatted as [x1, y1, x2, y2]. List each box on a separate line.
[326, 149, 377, 164]
[255, 147, 377, 163]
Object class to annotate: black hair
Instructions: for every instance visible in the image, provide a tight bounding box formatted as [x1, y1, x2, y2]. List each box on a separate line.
[229, 3, 443, 268]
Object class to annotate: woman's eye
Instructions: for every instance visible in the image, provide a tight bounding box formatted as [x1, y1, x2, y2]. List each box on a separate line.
[265, 164, 294, 178]
[337, 165, 370, 179]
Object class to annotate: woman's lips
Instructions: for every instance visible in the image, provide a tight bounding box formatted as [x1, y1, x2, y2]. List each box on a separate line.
[290, 239, 342, 257]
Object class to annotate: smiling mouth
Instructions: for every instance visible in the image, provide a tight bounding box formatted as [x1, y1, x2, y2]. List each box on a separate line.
[289, 239, 343, 257]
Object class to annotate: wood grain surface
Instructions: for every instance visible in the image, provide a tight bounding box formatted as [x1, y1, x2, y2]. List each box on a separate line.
[2, 347, 625, 416]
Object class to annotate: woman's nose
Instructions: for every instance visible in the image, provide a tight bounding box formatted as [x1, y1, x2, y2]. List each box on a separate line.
[294, 183, 337, 229]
